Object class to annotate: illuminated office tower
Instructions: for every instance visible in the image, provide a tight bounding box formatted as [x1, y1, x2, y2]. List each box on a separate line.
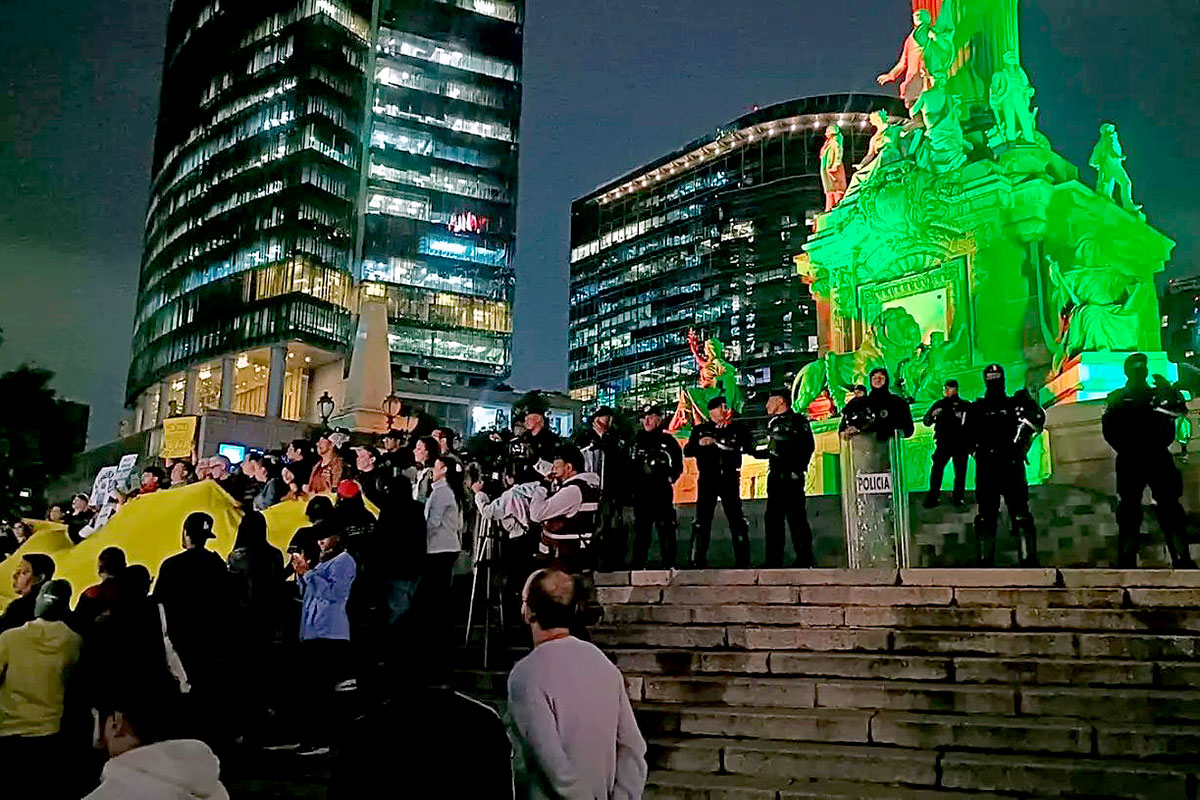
[129, 0, 522, 435]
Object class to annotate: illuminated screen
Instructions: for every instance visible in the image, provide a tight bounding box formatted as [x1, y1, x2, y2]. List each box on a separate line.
[218, 443, 247, 464]
[882, 287, 948, 345]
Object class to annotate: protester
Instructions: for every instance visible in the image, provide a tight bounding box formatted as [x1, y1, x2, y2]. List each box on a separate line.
[47, 504, 66, 523]
[169, 460, 196, 487]
[376, 429, 412, 478]
[293, 523, 357, 754]
[227, 510, 284, 741]
[138, 466, 167, 496]
[66, 493, 96, 543]
[685, 396, 753, 568]
[308, 431, 346, 494]
[506, 568, 647, 799]
[1, 553, 56, 633]
[194, 458, 214, 482]
[0, 579, 83, 798]
[76, 565, 163, 704]
[431, 426, 457, 455]
[409, 435, 440, 502]
[281, 463, 308, 501]
[251, 452, 288, 511]
[839, 368, 914, 441]
[2, 519, 35, 557]
[85, 679, 228, 800]
[153, 513, 232, 694]
[74, 547, 128, 633]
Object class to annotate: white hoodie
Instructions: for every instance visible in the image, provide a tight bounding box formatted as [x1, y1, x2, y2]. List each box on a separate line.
[84, 739, 229, 800]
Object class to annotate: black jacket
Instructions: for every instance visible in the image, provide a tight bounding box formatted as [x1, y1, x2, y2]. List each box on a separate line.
[576, 426, 628, 499]
[510, 427, 560, 483]
[630, 428, 684, 488]
[153, 548, 233, 666]
[227, 543, 285, 638]
[840, 386, 915, 441]
[685, 420, 753, 478]
[1103, 380, 1186, 457]
[966, 387, 1045, 463]
[0, 590, 37, 634]
[923, 395, 970, 444]
[762, 411, 815, 477]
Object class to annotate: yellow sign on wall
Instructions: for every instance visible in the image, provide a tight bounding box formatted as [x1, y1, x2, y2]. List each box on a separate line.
[160, 416, 199, 460]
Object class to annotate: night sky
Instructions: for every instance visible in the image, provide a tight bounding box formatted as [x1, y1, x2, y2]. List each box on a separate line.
[0, 0, 1196, 444]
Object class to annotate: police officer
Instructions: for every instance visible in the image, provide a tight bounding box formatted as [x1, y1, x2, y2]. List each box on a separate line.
[685, 396, 753, 568]
[965, 364, 1045, 567]
[1102, 353, 1196, 569]
[629, 404, 684, 569]
[508, 394, 560, 484]
[922, 379, 971, 508]
[576, 406, 629, 569]
[839, 369, 914, 441]
[759, 390, 816, 568]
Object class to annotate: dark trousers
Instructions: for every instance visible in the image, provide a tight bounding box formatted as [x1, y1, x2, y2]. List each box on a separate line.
[596, 498, 630, 571]
[298, 638, 353, 747]
[1115, 451, 1195, 568]
[631, 482, 679, 570]
[690, 472, 749, 568]
[928, 444, 969, 504]
[414, 552, 460, 678]
[1, 735, 65, 799]
[974, 457, 1037, 567]
[765, 470, 813, 568]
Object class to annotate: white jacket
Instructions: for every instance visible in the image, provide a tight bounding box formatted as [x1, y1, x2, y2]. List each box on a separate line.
[84, 739, 229, 800]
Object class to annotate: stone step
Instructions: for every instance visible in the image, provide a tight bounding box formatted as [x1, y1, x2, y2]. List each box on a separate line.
[1021, 685, 1200, 722]
[636, 704, 872, 744]
[646, 771, 1013, 800]
[647, 737, 939, 786]
[813, 679, 1015, 715]
[870, 710, 1092, 754]
[952, 655, 1156, 686]
[637, 676, 818, 708]
[1096, 723, 1200, 759]
[604, 604, 844, 627]
[1014, 607, 1200, 632]
[893, 629, 1078, 657]
[940, 751, 1192, 799]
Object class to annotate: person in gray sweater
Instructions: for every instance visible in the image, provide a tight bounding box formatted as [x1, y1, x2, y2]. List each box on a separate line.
[506, 568, 647, 799]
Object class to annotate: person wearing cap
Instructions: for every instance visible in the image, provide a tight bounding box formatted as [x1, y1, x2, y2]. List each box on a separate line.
[153, 512, 233, 691]
[964, 364, 1045, 567]
[684, 396, 754, 568]
[839, 368, 914, 442]
[629, 405, 684, 570]
[510, 393, 560, 484]
[1102, 353, 1196, 568]
[0, 579, 83, 795]
[761, 389, 816, 569]
[922, 378, 971, 508]
[308, 430, 346, 494]
[575, 406, 629, 569]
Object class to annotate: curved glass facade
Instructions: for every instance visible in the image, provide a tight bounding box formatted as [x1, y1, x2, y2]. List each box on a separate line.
[129, 0, 522, 420]
[568, 94, 906, 412]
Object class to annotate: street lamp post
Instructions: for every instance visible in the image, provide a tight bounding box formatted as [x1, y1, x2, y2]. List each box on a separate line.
[317, 391, 335, 426]
[382, 392, 403, 429]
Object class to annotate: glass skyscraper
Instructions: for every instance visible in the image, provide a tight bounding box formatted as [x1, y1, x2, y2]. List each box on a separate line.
[568, 94, 904, 414]
[128, 0, 521, 432]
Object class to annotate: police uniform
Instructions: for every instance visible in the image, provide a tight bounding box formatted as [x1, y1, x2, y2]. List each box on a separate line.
[508, 425, 559, 484]
[965, 364, 1045, 567]
[629, 406, 684, 569]
[685, 416, 753, 568]
[1102, 354, 1196, 568]
[922, 387, 971, 507]
[762, 408, 816, 568]
[576, 409, 630, 569]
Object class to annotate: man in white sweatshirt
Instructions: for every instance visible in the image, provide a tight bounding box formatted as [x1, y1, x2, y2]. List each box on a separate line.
[506, 568, 647, 799]
[85, 683, 228, 800]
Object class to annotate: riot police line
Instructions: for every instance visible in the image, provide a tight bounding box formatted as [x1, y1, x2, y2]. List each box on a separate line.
[465, 356, 1197, 580]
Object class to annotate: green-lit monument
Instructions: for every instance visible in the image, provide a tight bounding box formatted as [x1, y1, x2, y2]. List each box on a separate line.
[796, 0, 1175, 416]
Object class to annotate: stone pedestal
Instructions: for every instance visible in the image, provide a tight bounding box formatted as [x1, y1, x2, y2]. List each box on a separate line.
[332, 297, 394, 433]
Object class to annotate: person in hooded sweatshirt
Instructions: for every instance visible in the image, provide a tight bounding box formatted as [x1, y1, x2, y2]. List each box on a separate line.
[0, 553, 56, 634]
[838, 367, 915, 442]
[0, 579, 83, 797]
[85, 678, 228, 800]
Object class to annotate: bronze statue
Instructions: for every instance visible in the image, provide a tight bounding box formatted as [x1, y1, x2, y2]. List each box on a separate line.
[1089, 122, 1141, 213]
[989, 51, 1038, 144]
[819, 125, 847, 211]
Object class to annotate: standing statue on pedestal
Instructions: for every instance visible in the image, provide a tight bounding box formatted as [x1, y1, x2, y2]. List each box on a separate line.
[989, 51, 1038, 144]
[1089, 123, 1141, 213]
[819, 125, 847, 211]
[877, 8, 933, 110]
[667, 329, 744, 433]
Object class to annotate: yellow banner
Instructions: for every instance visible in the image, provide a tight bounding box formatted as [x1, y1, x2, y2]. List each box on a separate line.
[160, 416, 199, 460]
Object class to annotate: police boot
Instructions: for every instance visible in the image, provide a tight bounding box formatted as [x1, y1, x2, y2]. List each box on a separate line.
[1165, 530, 1198, 569]
[731, 531, 751, 570]
[687, 522, 710, 569]
[974, 515, 996, 567]
[1014, 516, 1039, 568]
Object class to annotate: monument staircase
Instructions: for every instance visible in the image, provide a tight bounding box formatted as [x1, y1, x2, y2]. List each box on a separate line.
[577, 567, 1200, 800]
